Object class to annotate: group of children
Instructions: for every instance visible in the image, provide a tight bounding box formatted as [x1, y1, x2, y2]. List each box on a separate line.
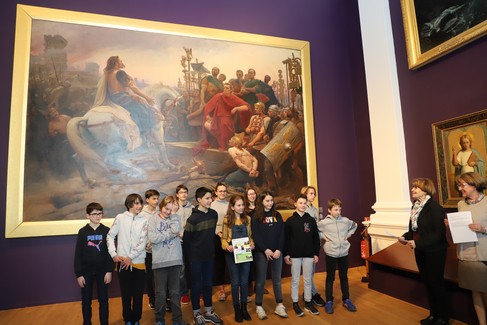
[73, 184, 358, 325]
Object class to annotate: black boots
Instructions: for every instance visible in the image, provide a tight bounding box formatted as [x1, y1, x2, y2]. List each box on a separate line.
[234, 302, 251, 322]
[241, 302, 251, 321]
[234, 304, 243, 323]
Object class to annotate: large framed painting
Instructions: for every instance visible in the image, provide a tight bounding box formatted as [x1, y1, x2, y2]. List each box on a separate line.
[400, 0, 487, 69]
[6, 5, 317, 237]
[432, 110, 487, 208]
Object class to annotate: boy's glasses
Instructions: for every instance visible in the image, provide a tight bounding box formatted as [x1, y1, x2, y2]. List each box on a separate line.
[89, 212, 103, 217]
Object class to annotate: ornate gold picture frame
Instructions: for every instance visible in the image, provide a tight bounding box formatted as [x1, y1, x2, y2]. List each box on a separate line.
[400, 0, 487, 69]
[6, 5, 317, 238]
[432, 110, 487, 208]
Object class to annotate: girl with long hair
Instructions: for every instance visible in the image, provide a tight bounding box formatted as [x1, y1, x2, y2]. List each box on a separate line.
[221, 194, 254, 322]
[251, 191, 288, 319]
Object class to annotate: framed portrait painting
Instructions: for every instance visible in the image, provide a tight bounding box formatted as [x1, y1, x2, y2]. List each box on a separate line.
[400, 0, 487, 69]
[6, 5, 317, 238]
[432, 110, 487, 208]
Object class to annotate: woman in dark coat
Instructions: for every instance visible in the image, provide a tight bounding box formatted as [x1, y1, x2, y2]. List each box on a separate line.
[399, 177, 449, 325]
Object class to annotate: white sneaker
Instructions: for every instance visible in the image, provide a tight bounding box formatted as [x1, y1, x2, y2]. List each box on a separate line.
[274, 303, 288, 318]
[256, 306, 267, 320]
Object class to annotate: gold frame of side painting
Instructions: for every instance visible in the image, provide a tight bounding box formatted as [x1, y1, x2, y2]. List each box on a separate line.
[6, 4, 317, 238]
[400, 0, 487, 69]
[432, 110, 487, 208]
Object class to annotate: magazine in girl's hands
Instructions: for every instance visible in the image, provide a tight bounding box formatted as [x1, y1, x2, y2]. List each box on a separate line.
[232, 237, 253, 263]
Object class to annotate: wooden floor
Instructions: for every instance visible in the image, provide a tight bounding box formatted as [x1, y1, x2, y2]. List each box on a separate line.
[0, 266, 466, 325]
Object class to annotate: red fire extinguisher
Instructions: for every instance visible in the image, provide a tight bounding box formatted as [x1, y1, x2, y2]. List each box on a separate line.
[360, 240, 367, 259]
[360, 217, 370, 259]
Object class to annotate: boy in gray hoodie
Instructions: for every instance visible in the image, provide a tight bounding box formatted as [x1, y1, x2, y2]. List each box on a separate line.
[147, 195, 184, 325]
[175, 184, 193, 305]
[317, 198, 357, 315]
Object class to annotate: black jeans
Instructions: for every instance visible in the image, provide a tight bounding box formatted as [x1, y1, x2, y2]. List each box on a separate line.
[415, 248, 449, 320]
[81, 272, 109, 325]
[118, 266, 146, 323]
[325, 254, 349, 302]
[145, 253, 155, 303]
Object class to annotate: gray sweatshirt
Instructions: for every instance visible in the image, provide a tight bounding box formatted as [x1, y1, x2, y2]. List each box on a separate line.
[147, 213, 183, 269]
[175, 201, 194, 238]
[317, 214, 357, 258]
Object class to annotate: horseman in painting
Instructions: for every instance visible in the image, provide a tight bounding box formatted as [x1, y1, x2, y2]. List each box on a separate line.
[67, 56, 177, 184]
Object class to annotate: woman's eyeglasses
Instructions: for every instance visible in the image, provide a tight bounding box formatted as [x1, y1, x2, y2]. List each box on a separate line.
[457, 183, 469, 189]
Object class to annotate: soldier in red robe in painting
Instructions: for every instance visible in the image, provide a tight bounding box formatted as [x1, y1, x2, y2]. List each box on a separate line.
[197, 83, 252, 152]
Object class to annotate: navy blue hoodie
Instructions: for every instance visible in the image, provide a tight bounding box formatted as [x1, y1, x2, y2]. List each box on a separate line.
[74, 223, 114, 277]
[252, 210, 285, 253]
[183, 207, 218, 261]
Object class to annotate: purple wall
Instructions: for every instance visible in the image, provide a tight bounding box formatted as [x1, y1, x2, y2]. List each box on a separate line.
[0, 0, 373, 309]
[382, 2, 487, 323]
[389, 1, 487, 183]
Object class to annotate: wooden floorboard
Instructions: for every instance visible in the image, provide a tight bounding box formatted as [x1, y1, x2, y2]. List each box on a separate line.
[0, 266, 466, 325]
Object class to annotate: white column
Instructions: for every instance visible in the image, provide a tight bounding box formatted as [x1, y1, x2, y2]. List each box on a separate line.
[358, 0, 411, 253]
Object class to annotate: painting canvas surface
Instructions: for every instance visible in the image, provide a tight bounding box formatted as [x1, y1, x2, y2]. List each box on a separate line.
[6, 5, 316, 237]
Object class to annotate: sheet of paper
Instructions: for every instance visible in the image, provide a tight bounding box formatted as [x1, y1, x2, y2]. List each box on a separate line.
[447, 211, 478, 244]
[232, 237, 253, 264]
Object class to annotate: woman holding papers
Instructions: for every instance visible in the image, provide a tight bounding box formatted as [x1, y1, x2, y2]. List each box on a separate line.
[455, 172, 487, 325]
[221, 194, 254, 323]
[399, 178, 449, 325]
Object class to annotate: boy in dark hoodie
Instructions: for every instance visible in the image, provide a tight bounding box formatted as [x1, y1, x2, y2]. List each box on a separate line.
[183, 187, 223, 325]
[284, 194, 320, 317]
[74, 202, 114, 325]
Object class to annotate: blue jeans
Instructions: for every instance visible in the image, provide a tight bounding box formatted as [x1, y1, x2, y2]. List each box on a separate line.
[189, 259, 214, 311]
[254, 251, 283, 305]
[179, 261, 188, 295]
[180, 243, 190, 296]
[81, 272, 109, 325]
[154, 265, 182, 323]
[325, 254, 349, 302]
[225, 252, 250, 304]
